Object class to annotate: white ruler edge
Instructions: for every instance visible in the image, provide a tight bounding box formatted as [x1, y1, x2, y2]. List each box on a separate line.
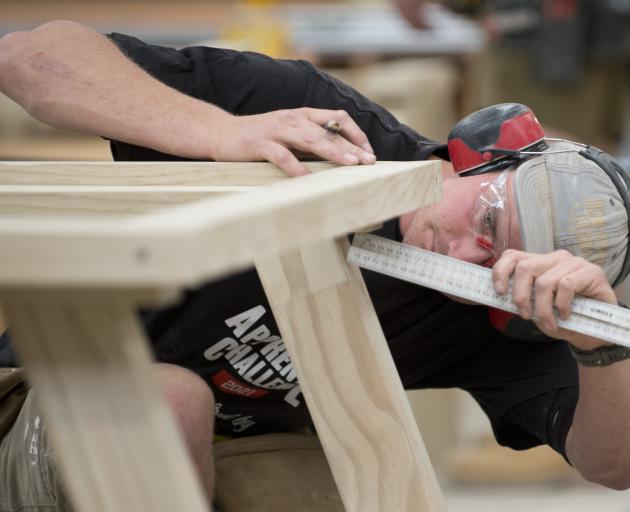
[348, 233, 630, 348]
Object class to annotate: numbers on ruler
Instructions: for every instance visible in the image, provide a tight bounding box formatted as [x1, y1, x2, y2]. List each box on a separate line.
[349, 234, 630, 347]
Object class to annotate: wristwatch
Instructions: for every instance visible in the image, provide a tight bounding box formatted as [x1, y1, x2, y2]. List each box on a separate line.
[569, 343, 630, 367]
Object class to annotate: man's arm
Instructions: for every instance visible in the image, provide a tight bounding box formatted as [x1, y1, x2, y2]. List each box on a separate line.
[493, 249, 630, 489]
[0, 20, 375, 176]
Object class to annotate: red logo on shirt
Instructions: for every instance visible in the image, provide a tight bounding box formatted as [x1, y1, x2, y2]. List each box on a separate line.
[211, 369, 269, 399]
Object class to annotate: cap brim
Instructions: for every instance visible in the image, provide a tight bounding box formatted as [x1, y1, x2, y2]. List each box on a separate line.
[514, 156, 554, 255]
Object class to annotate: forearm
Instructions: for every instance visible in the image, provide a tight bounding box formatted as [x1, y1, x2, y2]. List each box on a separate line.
[0, 20, 226, 159]
[566, 362, 630, 489]
[0, 21, 382, 175]
[491, 250, 630, 488]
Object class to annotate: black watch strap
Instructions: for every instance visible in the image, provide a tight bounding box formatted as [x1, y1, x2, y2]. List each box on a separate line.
[569, 343, 630, 367]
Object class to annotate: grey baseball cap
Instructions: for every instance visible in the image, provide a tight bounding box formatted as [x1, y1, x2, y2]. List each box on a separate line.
[514, 141, 629, 286]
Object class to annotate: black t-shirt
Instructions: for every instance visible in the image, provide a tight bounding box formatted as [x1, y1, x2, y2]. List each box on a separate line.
[0, 33, 579, 458]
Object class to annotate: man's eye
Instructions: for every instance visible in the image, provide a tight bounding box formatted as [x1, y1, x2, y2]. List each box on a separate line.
[484, 208, 494, 227]
[483, 207, 499, 238]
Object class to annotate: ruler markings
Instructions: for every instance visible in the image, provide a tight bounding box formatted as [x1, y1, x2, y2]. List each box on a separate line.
[348, 233, 630, 347]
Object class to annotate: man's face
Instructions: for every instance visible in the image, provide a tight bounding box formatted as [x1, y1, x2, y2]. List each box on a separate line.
[399, 171, 522, 265]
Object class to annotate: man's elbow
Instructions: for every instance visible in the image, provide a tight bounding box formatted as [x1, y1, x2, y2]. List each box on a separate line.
[579, 464, 630, 491]
[567, 428, 630, 491]
[597, 473, 630, 491]
[0, 21, 86, 113]
[0, 30, 22, 88]
[588, 476, 630, 492]
[1, 19, 86, 51]
[0, 27, 39, 110]
[608, 479, 630, 492]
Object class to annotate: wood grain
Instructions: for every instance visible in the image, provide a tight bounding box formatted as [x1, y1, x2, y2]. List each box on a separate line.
[0, 158, 444, 512]
[0, 185, 254, 217]
[1, 289, 209, 512]
[255, 238, 446, 512]
[0, 161, 441, 287]
[0, 160, 336, 186]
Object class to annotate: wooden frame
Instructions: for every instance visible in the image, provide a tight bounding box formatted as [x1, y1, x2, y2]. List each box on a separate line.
[0, 160, 446, 512]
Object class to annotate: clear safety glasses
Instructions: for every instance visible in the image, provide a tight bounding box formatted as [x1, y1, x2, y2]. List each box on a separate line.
[472, 170, 510, 267]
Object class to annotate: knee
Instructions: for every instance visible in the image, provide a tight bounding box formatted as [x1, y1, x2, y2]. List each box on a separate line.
[157, 363, 215, 442]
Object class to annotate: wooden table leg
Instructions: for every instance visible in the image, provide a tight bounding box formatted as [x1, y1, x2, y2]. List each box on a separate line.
[1, 290, 209, 512]
[255, 238, 446, 512]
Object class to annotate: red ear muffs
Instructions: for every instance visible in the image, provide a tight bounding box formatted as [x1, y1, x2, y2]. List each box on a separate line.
[448, 103, 546, 176]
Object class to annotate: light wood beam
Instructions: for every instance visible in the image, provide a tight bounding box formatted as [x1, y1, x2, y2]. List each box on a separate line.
[255, 238, 447, 512]
[1, 289, 208, 512]
[0, 159, 445, 512]
[0, 185, 255, 217]
[0, 161, 441, 288]
[0, 160, 336, 186]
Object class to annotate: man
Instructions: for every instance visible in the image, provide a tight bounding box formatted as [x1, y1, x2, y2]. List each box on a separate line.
[0, 20, 629, 512]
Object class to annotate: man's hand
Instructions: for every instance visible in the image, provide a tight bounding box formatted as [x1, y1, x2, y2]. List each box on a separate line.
[215, 108, 376, 177]
[0, 21, 375, 178]
[492, 249, 618, 349]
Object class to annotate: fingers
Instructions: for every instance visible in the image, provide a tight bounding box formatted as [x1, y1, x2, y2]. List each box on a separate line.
[492, 249, 538, 319]
[304, 108, 374, 156]
[534, 262, 608, 339]
[491, 249, 522, 295]
[532, 257, 584, 331]
[259, 143, 309, 177]
[493, 249, 571, 324]
[270, 108, 377, 170]
[492, 249, 617, 337]
[284, 123, 375, 167]
[227, 108, 375, 176]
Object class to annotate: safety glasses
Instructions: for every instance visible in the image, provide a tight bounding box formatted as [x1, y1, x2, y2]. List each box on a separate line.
[472, 170, 510, 267]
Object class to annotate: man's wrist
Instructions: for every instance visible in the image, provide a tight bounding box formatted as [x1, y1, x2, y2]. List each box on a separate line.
[176, 103, 230, 161]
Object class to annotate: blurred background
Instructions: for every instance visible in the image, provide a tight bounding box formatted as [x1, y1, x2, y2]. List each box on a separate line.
[1, 1, 630, 510]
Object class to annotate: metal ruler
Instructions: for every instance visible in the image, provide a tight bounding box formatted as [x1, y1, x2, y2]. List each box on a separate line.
[347, 233, 630, 347]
